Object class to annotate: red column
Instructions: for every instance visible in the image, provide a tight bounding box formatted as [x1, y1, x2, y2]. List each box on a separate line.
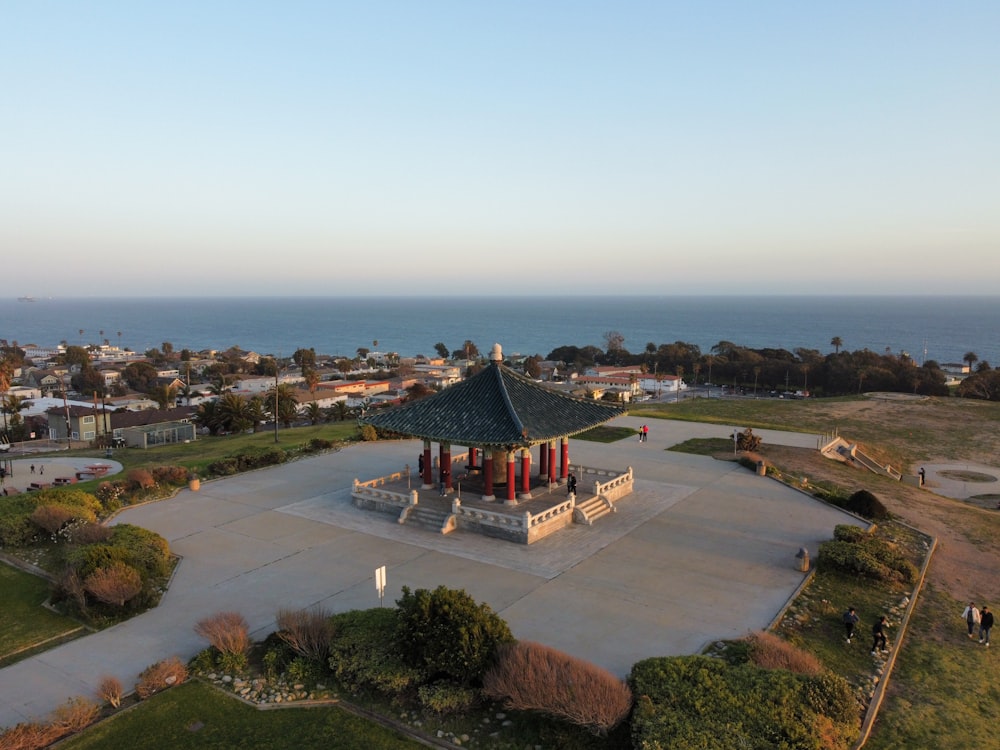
[560, 436, 569, 481]
[520, 448, 531, 496]
[538, 443, 547, 476]
[506, 451, 516, 504]
[470, 446, 478, 469]
[548, 441, 557, 485]
[440, 442, 452, 490]
[483, 450, 494, 499]
[423, 441, 432, 487]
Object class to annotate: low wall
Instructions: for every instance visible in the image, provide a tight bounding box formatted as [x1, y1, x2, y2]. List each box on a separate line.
[451, 497, 576, 544]
[352, 478, 416, 516]
[593, 465, 634, 503]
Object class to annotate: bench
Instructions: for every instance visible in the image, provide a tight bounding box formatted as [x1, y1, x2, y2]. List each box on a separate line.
[53, 476, 78, 486]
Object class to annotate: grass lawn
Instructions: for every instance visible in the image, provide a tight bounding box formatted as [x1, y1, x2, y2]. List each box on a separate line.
[57, 681, 427, 750]
[53, 422, 361, 487]
[0, 562, 85, 667]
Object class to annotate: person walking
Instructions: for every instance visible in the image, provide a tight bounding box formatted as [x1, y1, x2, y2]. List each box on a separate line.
[30, 464, 35, 474]
[871, 615, 888, 655]
[642, 424, 649, 443]
[979, 606, 993, 647]
[638, 425, 646, 443]
[962, 601, 981, 639]
[567, 472, 577, 497]
[843, 607, 860, 643]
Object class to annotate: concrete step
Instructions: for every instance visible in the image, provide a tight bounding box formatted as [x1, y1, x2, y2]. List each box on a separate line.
[406, 506, 455, 533]
[573, 495, 613, 525]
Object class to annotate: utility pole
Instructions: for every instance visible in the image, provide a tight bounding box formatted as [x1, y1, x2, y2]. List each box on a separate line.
[274, 358, 279, 445]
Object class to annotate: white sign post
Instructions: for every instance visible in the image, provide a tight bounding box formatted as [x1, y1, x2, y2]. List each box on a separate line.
[375, 565, 386, 607]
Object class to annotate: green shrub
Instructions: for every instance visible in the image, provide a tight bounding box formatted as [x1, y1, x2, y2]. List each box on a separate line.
[328, 608, 425, 694]
[207, 457, 240, 476]
[359, 424, 378, 442]
[833, 524, 868, 543]
[417, 681, 479, 715]
[844, 489, 889, 520]
[108, 524, 172, 580]
[629, 656, 858, 750]
[307, 438, 334, 452]
[396, 585, 514, 685]
[0, 513, 39, 546]
[818, 533, 917, 584]
[127, 468, 156, 490]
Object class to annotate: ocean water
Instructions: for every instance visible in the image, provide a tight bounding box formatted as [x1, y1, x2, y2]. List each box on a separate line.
[2, 295, 998, 367]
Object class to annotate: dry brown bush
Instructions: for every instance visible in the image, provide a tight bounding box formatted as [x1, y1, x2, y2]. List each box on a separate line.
[135, 656, 188, 699]
[49, 696, 100, 735]
[0, 721, 58, 750]
[96, 675, 124, 708]
[126, 468, 156, 490]
[194, 611, 250, 656]
[69, 521, 113, 545]
[29, 504, 77, 534]
[483, 641, 633, 736]
[744, 630, 823, 675]
[276, 606, 334, 662]
[83, 562, 143, 607]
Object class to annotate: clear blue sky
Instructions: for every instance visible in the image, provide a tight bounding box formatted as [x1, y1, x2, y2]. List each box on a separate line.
[4, 2, 998, 297]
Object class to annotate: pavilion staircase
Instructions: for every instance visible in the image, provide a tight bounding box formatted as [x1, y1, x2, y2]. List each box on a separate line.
[403, 505, 457, 535]
[572, 493, 615, 525]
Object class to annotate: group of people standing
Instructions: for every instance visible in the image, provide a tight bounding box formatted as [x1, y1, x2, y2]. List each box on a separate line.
[842, 608, 890, 655]
[638, 424, 649, 443]
[962, 602, 994, 646]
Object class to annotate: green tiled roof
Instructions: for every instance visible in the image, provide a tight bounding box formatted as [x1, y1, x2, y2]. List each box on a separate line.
[360, 361, 626, 447]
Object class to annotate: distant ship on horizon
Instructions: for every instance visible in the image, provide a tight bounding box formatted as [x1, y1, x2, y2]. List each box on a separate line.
[17, 296, 37, 302]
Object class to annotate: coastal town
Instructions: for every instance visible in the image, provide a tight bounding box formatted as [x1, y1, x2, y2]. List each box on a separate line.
[0, 338, 686, 454]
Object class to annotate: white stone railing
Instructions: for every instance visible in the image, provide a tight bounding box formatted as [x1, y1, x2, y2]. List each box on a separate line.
[451, 499, 528, 531]
[526, 497, 575, 526]
[593, 465, 634, 502]
[352, 478, 416, 508]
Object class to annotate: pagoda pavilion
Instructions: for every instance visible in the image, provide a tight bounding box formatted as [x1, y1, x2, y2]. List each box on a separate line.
[360, 343, 627, 505]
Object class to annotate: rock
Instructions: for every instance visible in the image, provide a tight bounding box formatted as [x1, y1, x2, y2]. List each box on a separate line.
[496, 713, 506, 720]
[222, 675, 232, 683]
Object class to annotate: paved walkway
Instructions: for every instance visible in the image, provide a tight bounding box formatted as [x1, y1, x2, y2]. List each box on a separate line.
[0, 418, 855, 728]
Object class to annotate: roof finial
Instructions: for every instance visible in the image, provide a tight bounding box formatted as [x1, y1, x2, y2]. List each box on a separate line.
[490, 343, 503, 363]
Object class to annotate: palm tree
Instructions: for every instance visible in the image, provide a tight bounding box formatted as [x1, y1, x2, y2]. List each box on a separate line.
[963, 351, 979, 373]
[194, 400, 223, 435]
[831, 336, 843, 354]
[217, 392, 254, 433]
[305, 401, 323, 425]
[753, 366, 761, 397]
[267, 383, 299, 428]
[331, 400, 350, 422]
[246, 396, 267, 432]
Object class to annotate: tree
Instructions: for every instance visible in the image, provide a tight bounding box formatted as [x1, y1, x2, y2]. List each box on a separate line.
[293, 347, 317, 371]
[61, 345, 91, 368]
[330, 400, 350, 421]
[149, 384, 177, 410]
[336, 359, 353, 375]
[304, 401, 323, 425]
[434, 342, 449, 359]
[70, 366, 106, 397]
[304, 368, 320, 394]
[406, 382, 434, 401]
[831, 336, 843, 354]
[122, 362, 159, 392]
[396, 585, 514, 685]
[217, 392, 254, 433]
[963, 351, 979, 372]
[267, 383, 299, 428]
[194, 400, 223, 435]
[523, 355, 542, 379]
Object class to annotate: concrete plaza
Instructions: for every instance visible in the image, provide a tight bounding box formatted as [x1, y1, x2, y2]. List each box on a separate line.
[0, 416, 856, 728]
